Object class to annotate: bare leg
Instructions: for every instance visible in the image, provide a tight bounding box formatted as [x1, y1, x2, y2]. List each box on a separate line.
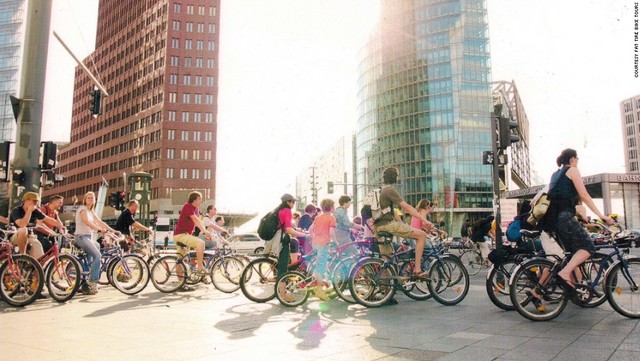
[558, 249, 590, 283]
[411, 229, 427, 274]
[196, 242, 205, 271]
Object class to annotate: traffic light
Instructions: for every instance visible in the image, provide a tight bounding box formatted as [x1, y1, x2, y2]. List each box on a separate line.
[40, 141, 57, 169]
[327, 181, 334, 194]
[498, 116, 520, 150]
[117, 191, 126, 210]
[109, 191, 119, 208]
[89, 89, 102, 115]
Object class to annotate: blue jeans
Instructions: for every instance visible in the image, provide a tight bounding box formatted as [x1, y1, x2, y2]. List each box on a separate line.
[76, 234, 102, 282]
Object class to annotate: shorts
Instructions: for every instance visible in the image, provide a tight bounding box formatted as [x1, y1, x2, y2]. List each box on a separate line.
[557, 210, 595, 254]
[375, 221, 415, 239]
[173, 233, 205, 257]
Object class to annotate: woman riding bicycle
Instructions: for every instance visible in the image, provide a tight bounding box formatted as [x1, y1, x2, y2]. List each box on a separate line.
[542, 148, 613, 289]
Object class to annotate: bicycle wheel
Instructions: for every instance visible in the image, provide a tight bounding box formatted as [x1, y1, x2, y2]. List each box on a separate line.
[459, 250, 483, 276]
[46, 254, 81, 303]
[240, 257, 277, 303]
[398, 260, 432, 301]
[427, 255, 469, 306]
[330, 257, 357, 303]
[509, 258, 568, 321]
[150, 255, 186, 293]
[486, 261, 517, 311]
[605, 258, 640, 318]
[111, 255, 150, 295]
[0, 255, 44, 307]
[98, 257, 117, 286]
[349, 258, 396, 308]
[275, 271, 309, 307]
[211, 256, 244, 293]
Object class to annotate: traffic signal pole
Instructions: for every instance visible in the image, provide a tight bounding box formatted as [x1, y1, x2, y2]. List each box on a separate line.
[10, 0, 53, 207]
[491, 112, 504, 247]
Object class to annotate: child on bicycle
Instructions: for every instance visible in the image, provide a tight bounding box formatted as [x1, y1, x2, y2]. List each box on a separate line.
[308, 198, 336, 302]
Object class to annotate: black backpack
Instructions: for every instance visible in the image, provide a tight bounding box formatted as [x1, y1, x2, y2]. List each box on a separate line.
[193, 215, 210, 237]
[257, 208, 281, 240]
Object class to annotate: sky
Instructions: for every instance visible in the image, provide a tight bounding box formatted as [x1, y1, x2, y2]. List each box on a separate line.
[42, 0, 639, 225]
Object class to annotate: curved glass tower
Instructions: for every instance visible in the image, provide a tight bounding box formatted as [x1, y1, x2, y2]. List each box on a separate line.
[356, 0, 494, 229]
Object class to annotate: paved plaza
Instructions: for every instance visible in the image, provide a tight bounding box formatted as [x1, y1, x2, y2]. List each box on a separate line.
[2, 271, 640, 361]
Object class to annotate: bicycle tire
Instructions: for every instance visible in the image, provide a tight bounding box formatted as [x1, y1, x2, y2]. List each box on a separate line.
[573, 255, 610, 308]
[459, 250, 483, 276]
[330, 257, 357, 303]
[98, 257, 118, 286]
[605, 258, 640, 318]
[0, 254, 44, 307]
[398, 260, 432, 301]
[275, 271, 309, 307]
[211, 256, 244, 293]
[150, 255, 186, 293]
[349, 257, 396, 308]
[111, 254, 150, 295]
[509, 258, 568, 321]
[486, 261, 517, 311]
[427, 255, 469, 306]
[240, 257, 277, 303]
[46, 254, 81, 303]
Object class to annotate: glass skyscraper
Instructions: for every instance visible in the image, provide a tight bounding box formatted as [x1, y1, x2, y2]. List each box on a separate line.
[356, 0, 494, 229]
[0, 0, 25, 142]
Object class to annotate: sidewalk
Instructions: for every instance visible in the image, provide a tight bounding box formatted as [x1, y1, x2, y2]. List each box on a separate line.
[2, 272, 640, 361]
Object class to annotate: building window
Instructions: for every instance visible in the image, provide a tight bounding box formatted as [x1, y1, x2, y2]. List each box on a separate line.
[194, 94, 202, 104]
[187, 5, 194, 14]
[207, 58, 215, 68]
[180, 149, 188, 159]
[197, 22, 205, 33]
[174, 3, 181, 13]
[193, 112, 201, 122]
[208, 41, 215, 51]
[195, 57, 203, 68]
[181, 131, 189, 141]
[193, 131, 201, 141]
[192, 169, 200, 179]
[207, 76, 214, 86]
[205, 113, 213, 123]
[204, 169, 211, 179]
[198, 5, 205, 15]
[204, 150, 212, 160]
[209, 24, 216, 33]
[196, 40, 204, 50]
[167, 130, 176, 140]
[205, 95, 213, 104]
[169, 74, 177, 84]
[186, 22, 193, 32]
[210, 7, 216, 16]
[180, 169, 188, 179]
[183, 75, 191, 85]
[167, 149, 175, 159]
[169, 93, 177, 103]
[204, 131, 212, 141]
[172, 20, 180, 31]
[171, 38, 180, 48]
[185, 39, 192, 49]
[195, 76, 202, 85]
[181, 112, 189, 122]
[170, 56, 179, 66]
[166, 168, 174, 178]
[182, 93, 190, 103]
[184, 57, 192, 67]
[168, 110, 176, 121]
[193, 150, 200, 160]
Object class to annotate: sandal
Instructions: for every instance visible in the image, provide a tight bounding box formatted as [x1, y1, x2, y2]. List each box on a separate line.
[557, 274, 576, 291]
[526, 290, 546, 313]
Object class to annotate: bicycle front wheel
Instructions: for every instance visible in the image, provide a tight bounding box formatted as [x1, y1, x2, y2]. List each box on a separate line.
[399, 260, 432, 301]
[605, 258, 640, 318]
[349, 258, 396, 308]
[427, 255, 469, 306]
[46, 254, 81, 303]
[211, 256, 244, 293]
[111, 255, 150, 295]
[240, 257, 277, 303]
[150, 255, 186, 293]
[275, 271, 309, 307]
[509, 258, 567, 321]
[0, 255, 44, 307]
[486, 261, 517, 311]
[459, 250, 483, 276]
[330, 257, 357, 303]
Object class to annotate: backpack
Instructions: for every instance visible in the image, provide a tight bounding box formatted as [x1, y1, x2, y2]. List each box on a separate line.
[257, 209, 281, 240]
[506, 218, 522, 243]
[526, 193, 550, 226]
[360, 188, 391, 224]
[193, 215, 210, 237]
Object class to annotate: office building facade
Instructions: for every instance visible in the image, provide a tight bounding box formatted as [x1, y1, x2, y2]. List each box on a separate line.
[0, 0, 25, 142]
[621, 94, 640, 173]
[356, 0, 494, 231]
[46, 0, 219, 216]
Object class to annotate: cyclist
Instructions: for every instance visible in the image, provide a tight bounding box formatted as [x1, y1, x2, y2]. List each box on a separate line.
[75, 191, 118, 295]
[198, 205, 228, 249]
[173, 191, 211, 290]
[9, 192, 62, 259]
[308, 198, 336, 301]
[114, 200, 153, 251]
[373, 166, 434, 280]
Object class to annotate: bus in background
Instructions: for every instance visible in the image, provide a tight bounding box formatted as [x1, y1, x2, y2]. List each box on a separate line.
[155, 217, 174, 249]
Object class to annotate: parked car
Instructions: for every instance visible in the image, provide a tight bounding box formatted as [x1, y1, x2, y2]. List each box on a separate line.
[228, 233, 265, 254]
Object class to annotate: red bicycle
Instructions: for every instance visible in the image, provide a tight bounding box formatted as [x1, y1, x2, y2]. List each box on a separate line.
[0, 228, 45, 307]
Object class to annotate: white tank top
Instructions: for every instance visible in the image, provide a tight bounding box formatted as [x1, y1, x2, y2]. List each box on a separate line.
[75, 205, 95, 235]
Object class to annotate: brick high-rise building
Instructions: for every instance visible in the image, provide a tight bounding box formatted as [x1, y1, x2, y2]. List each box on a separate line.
[46, 0, 219, 216]
[621, 94, 640, 173]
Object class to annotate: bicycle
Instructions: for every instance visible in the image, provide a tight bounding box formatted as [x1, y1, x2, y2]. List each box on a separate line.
[70, 231, 150, 295]
[509, 238, 640, 321]
[0, 228, 45, 307]
[457, 238, 493, 276]
[33, 229, 82, 303]
[150, 241, 244, 293]
[348, 232, 469, 307]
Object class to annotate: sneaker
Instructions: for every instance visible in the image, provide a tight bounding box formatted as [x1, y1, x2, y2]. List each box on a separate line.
[84, 282, 98, 295]
[177, 285, 195, 292]
[315, 288, 330, 302]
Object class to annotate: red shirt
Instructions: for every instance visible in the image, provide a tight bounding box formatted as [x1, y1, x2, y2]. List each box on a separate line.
[36, 204, 58, 236]
[278, 207, 293, 230]
[173, 202, 199, 236]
